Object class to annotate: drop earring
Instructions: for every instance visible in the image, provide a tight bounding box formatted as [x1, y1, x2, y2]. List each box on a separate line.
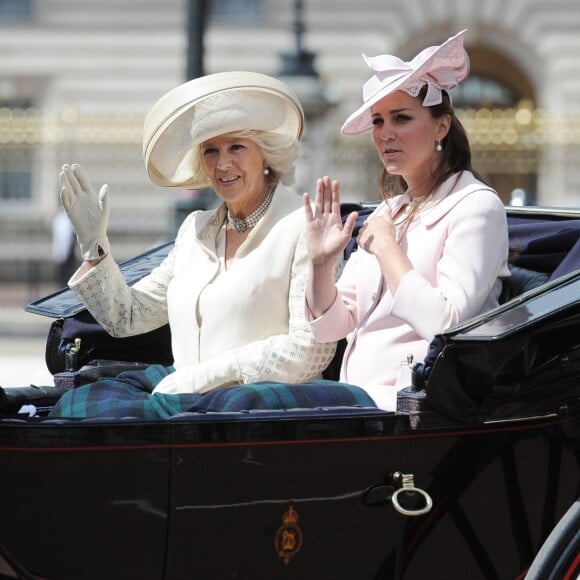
[263, 164, 270, 175]
[436, 141, 443, 152]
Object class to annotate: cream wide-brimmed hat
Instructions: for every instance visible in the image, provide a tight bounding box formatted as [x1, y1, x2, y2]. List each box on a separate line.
[143, 71, 305, 189]
[341, 29, 469, 135]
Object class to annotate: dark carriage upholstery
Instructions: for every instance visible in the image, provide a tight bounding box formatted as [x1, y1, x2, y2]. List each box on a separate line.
[506, 214, 580, 279]
[498, 265, 549, 303]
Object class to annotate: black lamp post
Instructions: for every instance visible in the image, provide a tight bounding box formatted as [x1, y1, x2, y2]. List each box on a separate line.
[277, 0, 335, 117]
[186, 0, 208, 80]
[278, 0, 318, 78]
[175, 0, 215, 234]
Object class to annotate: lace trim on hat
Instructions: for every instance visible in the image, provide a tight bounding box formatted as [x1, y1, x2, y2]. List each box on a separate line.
[402, 80, 449, 107]
[402, 84, 423, 97]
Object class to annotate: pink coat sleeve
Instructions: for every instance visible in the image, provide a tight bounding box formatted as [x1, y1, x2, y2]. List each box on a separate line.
[390, 188, 509, 341]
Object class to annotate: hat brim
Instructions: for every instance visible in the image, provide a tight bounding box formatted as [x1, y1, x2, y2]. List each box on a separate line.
[341, 73, 417, 135]
[143, 71, 305, 189]
[341, 30, 469, 135]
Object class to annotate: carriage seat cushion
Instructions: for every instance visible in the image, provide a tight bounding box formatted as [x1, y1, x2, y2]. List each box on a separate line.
[499, 265, 549, 304]
[184, 380, 377, 413]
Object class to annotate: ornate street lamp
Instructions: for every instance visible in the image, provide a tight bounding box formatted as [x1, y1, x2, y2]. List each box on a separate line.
[277, 0, 337, 117]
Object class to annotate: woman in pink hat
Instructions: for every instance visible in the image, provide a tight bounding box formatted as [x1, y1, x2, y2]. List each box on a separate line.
[304, 30, 510, 411]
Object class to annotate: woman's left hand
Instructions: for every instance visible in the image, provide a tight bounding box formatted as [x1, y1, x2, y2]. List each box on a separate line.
[357, 210, 397, 256]
[357, 208, 413, 295]
[152, 354, 238, 395]
[303, 176, 357, 266]
[153, 366, 205, 394]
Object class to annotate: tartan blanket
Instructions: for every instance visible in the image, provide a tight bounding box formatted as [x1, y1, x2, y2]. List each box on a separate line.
[48, 365, 376, 420]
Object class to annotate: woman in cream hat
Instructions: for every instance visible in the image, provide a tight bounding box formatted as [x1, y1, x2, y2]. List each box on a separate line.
[303, 30, 510, 411]
[50, 71, 371, 419]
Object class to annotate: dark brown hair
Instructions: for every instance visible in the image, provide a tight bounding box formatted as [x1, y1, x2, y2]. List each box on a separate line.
[378, 87, 485, 199]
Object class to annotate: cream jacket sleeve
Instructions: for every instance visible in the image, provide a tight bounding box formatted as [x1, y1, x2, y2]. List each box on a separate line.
[68, 217, 187, 339]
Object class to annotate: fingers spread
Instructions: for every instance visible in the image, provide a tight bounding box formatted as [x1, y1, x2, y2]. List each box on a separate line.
[60, 186, 74, 212]
[98, 184, 109, 214]
[303, 192, 314, 223]
[343, 211, 359, 238]
[59, 170, 69, 189]
[61, 164, 83, 194]
[322, 176, 332, 214]
[314, 178, 324, 216]
[59, 169, 76, 203]
[331, 179, 341, 214]
[71, 164, 91, 193]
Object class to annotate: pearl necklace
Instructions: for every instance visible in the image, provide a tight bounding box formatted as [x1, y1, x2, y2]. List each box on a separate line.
[227, 186, 275, 233]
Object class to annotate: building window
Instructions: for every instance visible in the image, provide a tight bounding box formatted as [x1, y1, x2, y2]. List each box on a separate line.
[0, 0, 32, 22]
[0, 102, 33, 202]
[0, 148, 32, 202]
[210, 0, 261, 23]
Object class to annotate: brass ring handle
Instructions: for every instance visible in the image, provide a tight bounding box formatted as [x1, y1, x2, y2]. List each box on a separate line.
[391, 472, 433, 517]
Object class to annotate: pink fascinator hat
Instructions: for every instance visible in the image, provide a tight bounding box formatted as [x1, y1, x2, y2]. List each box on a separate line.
[341, 29, 470, 135]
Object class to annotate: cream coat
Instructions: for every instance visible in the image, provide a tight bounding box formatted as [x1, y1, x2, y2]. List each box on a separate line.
[70, 184, 336, 393]
[308, 171, 510, 410]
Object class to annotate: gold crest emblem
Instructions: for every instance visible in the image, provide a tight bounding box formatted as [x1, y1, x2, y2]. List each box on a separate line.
[274, 505, 303, 565]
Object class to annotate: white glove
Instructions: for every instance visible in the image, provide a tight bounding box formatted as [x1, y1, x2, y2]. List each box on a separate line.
[59, 163, 110, 260]
[153, 352, 241, 395]
[153, 366, 209, 395]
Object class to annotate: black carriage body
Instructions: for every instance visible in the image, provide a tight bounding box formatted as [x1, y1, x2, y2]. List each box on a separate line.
[0, 205, 579, 580]
[1, 410, 578, 579]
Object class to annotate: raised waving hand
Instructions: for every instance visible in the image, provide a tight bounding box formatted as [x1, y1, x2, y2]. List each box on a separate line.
[303, 176, 358, 266]
[60, 163, 110, 261]
[303, 176, 358, 318]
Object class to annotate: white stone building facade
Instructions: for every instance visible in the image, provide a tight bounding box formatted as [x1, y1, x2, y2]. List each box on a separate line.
[1, 0, 580, 280]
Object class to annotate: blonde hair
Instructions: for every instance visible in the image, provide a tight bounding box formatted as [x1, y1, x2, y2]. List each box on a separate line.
[192, 130, 299, 187]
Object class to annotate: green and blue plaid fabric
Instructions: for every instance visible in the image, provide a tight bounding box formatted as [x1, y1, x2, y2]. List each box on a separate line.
[49, 365, 376, 420]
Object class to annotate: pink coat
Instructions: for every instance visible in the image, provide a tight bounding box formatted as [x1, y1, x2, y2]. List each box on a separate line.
[308, 171, 510, 410]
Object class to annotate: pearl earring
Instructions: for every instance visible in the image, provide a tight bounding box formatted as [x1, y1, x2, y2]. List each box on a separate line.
[263, 166, 270, 175]
[436, 141, 443, 152]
